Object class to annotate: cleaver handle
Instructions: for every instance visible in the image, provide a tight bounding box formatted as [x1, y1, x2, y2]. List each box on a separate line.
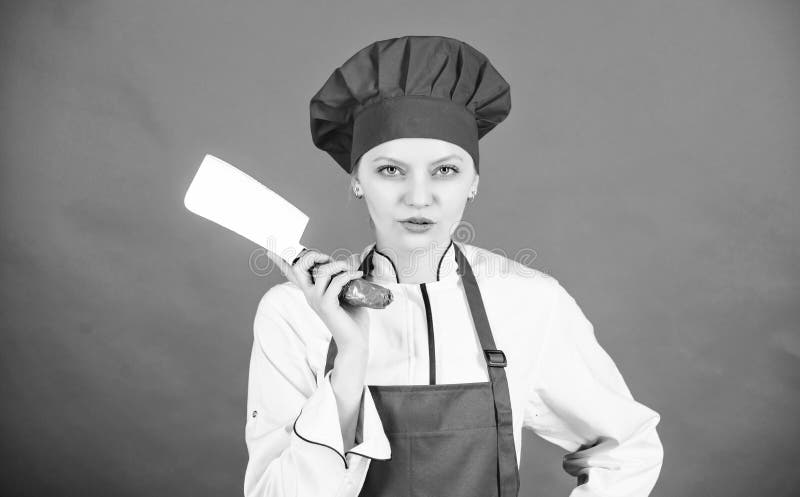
[338, 278, 394, 309]
[291, 253, 393, 309]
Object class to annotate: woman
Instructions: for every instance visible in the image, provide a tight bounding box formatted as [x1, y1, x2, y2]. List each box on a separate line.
[244, 36, 663, 497]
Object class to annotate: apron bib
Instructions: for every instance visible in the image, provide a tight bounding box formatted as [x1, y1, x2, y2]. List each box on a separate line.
[324, 243, 520, 497]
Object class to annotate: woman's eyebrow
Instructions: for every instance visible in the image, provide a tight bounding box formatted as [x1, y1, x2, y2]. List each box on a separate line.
[372, 154, 464, 166]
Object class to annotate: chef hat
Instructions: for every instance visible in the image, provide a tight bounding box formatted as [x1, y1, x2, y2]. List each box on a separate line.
[309, 35, 511, 174]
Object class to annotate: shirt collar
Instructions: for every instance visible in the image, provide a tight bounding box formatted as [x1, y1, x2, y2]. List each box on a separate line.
[359, 239, 460, 285]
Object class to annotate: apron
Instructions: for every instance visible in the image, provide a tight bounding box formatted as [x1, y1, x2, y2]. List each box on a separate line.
[324, 242, 520, 497]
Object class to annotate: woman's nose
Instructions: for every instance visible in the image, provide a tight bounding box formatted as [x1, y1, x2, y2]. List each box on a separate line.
[404, 177, 434, 207]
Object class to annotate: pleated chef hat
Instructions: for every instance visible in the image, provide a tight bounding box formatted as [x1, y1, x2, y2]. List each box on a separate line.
[309, 35, 511, 174]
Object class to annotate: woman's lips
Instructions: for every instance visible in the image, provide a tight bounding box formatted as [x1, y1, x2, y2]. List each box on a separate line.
[400, 217, 434, 224]
[400, 219, 435, 232]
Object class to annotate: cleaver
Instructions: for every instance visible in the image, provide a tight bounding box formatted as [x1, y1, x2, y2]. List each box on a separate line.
[183, 154, 393, 309]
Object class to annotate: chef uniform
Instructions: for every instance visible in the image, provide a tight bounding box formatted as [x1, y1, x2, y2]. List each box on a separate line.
[244, 36, 663, 497]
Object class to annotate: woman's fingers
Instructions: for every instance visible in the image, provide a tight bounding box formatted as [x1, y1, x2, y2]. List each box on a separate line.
[262, 248, 329, 289]
[266, 249, 364, 311]
[323, 270, 364, 307]
[312, 260, 355, 297]
[293, 250, 332, 286]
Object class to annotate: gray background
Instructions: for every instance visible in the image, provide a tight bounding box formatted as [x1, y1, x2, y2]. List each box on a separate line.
[1, 1, 798, 496]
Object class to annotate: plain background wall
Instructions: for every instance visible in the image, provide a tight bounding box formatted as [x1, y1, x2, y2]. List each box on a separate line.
[1, 1, 798, 495]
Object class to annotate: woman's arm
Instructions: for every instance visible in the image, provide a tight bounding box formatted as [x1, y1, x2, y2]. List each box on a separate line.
[523, 281, 664, 497]
[244, 285, 390, 497]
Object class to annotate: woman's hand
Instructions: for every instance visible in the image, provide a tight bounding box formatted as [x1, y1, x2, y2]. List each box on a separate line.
[265, 249, 370, 452]
[265, 248, 370, 354]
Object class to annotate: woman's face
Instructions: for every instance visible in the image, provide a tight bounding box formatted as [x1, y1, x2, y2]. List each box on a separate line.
[354, 138, 479, 254]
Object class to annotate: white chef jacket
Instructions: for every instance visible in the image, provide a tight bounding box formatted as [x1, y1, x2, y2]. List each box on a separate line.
[244, 242, 663, 497]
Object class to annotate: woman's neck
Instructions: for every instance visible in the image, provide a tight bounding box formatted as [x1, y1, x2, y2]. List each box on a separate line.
[374, 239, 452, 284]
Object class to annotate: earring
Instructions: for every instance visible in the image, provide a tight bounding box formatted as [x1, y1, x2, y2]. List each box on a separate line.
[468, 189, 478, 202]
[352, 184, 363, 199]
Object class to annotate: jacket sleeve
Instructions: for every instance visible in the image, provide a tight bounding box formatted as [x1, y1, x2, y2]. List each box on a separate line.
[244, 286, 391, 497]
[523, 281, 664, 497]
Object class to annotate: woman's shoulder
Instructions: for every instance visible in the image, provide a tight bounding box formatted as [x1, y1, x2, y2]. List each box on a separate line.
[462, 243, 561, 292]
[256, 280, 307, 315]
[254, 281, 315, 330]
[253, 281, 332, 345]
[462, 243, 582, 319]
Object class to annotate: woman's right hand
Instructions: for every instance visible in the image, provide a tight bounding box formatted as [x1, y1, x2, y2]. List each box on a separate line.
[265, 248, 370, 354]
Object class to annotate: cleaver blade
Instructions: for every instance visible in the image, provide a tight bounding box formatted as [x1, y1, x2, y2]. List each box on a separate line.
[183, 154, 308, 264]
[183, 154, 394, 309]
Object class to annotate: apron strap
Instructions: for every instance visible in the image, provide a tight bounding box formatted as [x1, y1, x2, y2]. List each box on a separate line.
[453, 242, 520, 497]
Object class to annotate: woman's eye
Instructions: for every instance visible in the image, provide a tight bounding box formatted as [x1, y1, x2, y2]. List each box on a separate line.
[378, 165, 401, 176]
[436, 165, 459, 176]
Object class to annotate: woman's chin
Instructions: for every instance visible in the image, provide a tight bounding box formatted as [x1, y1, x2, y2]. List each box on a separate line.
[377, 223, 451, 251]
[396, 227, 450, 248]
